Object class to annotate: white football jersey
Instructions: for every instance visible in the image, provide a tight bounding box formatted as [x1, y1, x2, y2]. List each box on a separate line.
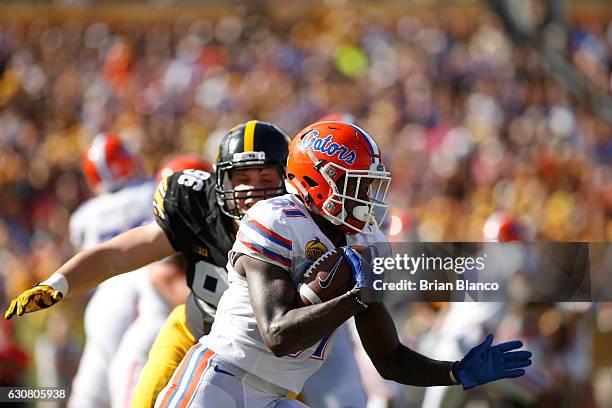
[201, 194, 387, 394]
[68, 179, 156, 407]
[69, 180, 156, 250]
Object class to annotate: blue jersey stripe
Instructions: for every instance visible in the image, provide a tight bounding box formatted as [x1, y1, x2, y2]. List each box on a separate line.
[239, 239, 292, 267]
[244, 221, 292, 250]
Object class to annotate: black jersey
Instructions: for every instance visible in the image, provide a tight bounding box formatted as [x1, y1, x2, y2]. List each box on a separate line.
[153, 169, 235, 326]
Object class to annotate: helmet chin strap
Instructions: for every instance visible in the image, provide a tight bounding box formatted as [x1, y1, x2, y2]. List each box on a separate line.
[323, 208, 346, 226]
[284, 179, 300, 195]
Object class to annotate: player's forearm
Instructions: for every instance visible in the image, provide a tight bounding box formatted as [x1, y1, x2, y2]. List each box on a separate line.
[355, 304, 456, 387]
[54, 246, 129, 296]
[56, 223, 175, 296]
[265, 291, 362, 356]
[381, 345, 455, 386]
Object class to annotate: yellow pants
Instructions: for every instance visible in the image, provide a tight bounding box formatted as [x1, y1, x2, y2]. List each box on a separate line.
[130, 305, 196, 408]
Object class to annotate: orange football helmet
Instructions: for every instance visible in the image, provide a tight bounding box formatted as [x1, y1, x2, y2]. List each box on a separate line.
[287, 121, 391, 235]
[155, 155, 210, 183]
[82, 133, 143, 193]
[482, 212, 531, 242]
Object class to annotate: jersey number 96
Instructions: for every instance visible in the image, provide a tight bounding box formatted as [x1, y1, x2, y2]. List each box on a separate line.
[177, 170, 211, 192]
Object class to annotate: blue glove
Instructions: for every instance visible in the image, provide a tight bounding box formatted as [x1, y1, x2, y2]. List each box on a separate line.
[453, 334, 532, 390]
[342, 247, 374, 289]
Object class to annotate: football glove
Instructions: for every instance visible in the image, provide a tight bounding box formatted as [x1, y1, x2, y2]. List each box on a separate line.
[5, 285, 64, 320]
[453, 333, 532, 390]
[343, 246, 375, 289]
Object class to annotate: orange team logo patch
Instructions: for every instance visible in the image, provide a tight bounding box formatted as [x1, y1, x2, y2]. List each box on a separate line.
[305, 238, 327, 261]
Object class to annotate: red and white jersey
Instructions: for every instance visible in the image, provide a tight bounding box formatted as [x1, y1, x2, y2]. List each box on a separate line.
[201, 194, 387, 394]
[69, 180, 156, 250]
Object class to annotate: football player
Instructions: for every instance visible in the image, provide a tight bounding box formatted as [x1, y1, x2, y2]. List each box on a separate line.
[69, 139, 205, 408]
[138, 125, 368, 408]
[155, 121, 533, 407]
[68, 132, 157, 407]
[138, 127, 367, 408]
[7, 121, 369, 408]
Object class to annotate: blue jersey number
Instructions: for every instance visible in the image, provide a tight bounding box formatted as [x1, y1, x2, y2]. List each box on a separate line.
[268, 198, 306, 218]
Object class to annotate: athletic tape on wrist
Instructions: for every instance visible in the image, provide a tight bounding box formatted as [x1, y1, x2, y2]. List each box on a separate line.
[41, 273, 69, 296]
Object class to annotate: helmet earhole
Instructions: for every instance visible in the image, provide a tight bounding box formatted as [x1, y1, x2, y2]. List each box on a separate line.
[317, 193, 323, 199]
[303, 176, 319, 187]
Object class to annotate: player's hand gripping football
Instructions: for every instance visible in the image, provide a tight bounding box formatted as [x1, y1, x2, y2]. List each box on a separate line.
[452, 333, 532, 390]
[343, 246, 378, 304]
[5, 285, 64, 319]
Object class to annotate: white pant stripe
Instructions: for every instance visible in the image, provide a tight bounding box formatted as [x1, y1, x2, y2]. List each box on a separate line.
[166, 344, 206, 408]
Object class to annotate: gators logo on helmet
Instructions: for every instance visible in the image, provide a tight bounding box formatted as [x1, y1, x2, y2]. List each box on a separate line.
[287, 121, 391, 235]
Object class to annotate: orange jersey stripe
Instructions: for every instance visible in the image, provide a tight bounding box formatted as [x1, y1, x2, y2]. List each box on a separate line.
[177, 349, 216, 408]
[158, 344, 199, 407]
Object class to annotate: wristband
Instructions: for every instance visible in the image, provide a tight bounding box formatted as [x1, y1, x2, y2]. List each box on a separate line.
[40, 273, 69, 296]
[347, 291, 368, 310]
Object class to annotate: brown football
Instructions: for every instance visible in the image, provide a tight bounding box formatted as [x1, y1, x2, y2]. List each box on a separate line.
[295, 247, 355, 307]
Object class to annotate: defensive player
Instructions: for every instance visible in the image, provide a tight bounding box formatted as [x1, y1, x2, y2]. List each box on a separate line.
[156, 121, 533, 407]
[6, 121, 370, 407]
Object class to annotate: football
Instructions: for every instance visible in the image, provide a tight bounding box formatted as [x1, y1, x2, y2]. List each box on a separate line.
[295, 247, 355, 307]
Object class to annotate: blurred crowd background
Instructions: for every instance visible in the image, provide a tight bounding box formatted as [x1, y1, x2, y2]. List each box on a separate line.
[0, 0, 610, 407]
